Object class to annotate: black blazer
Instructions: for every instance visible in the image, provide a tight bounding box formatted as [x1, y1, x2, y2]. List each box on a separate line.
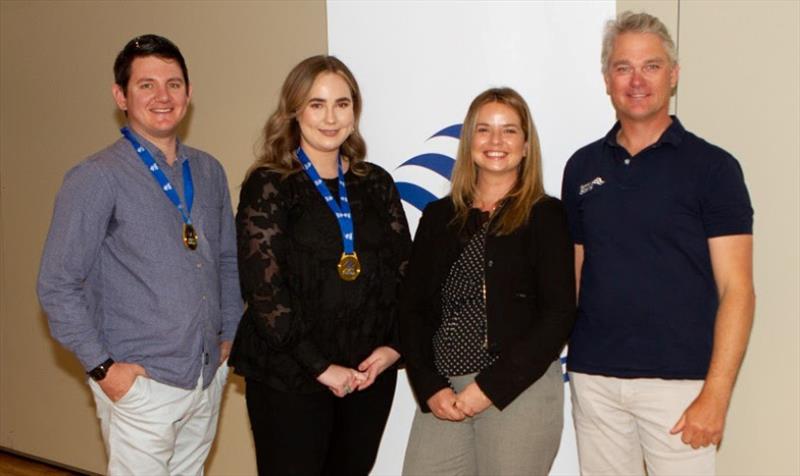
[399, 195, 576, 411]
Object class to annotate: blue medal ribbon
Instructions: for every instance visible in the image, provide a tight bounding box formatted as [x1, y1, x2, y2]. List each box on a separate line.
[296, 147, 355, 255]
[296, 148, 359, 280]
[120, 127, 197, 248]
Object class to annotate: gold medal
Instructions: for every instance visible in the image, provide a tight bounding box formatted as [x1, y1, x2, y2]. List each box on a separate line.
[183, 224, 199, 250]
[337, 252, 361, 281]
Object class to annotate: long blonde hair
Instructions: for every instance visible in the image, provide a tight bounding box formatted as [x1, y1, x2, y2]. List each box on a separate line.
[248, 55, 368, 179]
[450, 87, 545, 235]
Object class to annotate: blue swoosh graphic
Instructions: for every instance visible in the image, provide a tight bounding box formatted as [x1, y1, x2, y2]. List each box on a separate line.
[428, 124, 462, 140]
[396, 182, 439, 212]
[397, 153, 454, 180]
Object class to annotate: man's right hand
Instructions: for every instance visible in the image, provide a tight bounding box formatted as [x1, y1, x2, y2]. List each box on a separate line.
[427, 388, 466, 421]
[98, 362, 147, 402]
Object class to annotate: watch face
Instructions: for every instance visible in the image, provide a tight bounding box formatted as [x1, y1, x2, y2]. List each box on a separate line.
[89, 359, 113, 381]
[89, 367, 106, 381]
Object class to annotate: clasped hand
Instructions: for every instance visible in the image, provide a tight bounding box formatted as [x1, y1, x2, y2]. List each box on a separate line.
[426, 382, 492, 421]
[316, 346, 401, 398]
[317, 364, 366, 397]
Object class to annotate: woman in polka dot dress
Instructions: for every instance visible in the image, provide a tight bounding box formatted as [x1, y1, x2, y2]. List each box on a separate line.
[400, 87, 576, 476]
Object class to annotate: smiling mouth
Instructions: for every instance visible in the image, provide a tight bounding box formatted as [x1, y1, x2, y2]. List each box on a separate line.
[484, 151, 508, 158]
[319, 129, 340, 137]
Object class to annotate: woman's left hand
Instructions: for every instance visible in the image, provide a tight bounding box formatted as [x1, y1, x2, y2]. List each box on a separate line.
[455, 382, 492, 417]
[356, 346, 401, 391]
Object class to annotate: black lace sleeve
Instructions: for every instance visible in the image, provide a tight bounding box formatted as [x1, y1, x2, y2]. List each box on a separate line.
[370, 165, 412, 351]
[236, 169, 330, 376]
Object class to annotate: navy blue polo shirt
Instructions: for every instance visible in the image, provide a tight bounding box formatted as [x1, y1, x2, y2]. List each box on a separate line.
[561, 117, 752, 379]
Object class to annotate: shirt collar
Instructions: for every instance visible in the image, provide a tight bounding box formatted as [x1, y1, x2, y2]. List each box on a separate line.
[123, 126, 189, 165]
[603, 115, 686, 149]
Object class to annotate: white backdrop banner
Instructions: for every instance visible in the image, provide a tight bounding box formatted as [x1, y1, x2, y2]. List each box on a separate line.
[327, 2, 615, 474]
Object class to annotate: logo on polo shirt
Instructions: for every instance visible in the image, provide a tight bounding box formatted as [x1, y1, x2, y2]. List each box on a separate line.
[579, 176, 605, 195]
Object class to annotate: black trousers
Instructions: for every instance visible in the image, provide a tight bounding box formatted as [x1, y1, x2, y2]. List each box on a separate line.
[245, 369, 397, 476]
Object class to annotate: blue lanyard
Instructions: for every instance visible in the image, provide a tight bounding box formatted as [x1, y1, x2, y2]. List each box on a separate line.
[296, 148, 354, 255]
[120, 127, 194, 226]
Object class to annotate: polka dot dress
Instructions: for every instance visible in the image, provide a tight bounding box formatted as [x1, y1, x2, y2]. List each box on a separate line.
[433, 219, 499, 377]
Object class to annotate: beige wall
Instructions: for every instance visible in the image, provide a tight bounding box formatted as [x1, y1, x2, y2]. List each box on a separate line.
[0, 1, 327, 474]
[679, 3, 799, 475]
[620, 1, 800, 475]
[1, 1, 798, 475]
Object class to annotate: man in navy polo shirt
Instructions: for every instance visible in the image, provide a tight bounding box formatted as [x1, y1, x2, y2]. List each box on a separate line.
[561, 12, 754, 475]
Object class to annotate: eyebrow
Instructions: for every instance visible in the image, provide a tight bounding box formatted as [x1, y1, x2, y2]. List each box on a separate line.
[308, 96, 351, 102]
[475, 122, 521, 128]
[612, 57, 667, 65]
[134, 76, 185, 83]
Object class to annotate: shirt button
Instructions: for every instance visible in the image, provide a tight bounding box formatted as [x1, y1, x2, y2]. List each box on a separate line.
[624, 158, 631, 165]
[487, 260, 494, 268]
[196, 263, 202, 269]
[201, 295, 207, 301]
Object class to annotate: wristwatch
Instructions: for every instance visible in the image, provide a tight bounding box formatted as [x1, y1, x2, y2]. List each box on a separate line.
[87, 358, 115, 381]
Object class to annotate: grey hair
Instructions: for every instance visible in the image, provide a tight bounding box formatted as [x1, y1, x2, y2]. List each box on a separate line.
[601, 11, 678, 74]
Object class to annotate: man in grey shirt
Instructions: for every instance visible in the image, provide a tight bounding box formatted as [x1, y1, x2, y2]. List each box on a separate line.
[37, 34, 242, 475]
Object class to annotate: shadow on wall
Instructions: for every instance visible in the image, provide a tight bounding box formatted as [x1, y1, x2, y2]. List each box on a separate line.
[205, 374, 246, 469]
[40, 308, 92, 401]
[38, 305, 108, 470]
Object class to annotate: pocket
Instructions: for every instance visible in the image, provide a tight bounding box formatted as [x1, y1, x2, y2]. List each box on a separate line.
[215, 361, 230, 387]
[114, 375, 147, 406]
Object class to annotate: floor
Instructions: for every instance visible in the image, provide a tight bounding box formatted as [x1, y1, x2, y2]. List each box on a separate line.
[0, 451, 85, 475]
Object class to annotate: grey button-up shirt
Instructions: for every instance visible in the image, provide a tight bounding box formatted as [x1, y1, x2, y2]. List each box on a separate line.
[38, 129, 243, 389]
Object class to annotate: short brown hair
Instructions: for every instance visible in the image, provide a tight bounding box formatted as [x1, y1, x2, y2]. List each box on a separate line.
[601, 11, 678, 74]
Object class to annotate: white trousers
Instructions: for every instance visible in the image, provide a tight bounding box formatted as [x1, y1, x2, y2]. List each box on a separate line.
[569, 372, 715, 476]
[89, 363, 228, 476]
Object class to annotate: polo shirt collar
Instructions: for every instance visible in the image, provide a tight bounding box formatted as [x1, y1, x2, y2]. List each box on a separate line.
[603, 115, 686, 149]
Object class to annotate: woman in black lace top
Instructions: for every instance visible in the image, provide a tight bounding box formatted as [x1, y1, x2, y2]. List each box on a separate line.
[400, 88, 576, 475]
[229, 56, 411, 476]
